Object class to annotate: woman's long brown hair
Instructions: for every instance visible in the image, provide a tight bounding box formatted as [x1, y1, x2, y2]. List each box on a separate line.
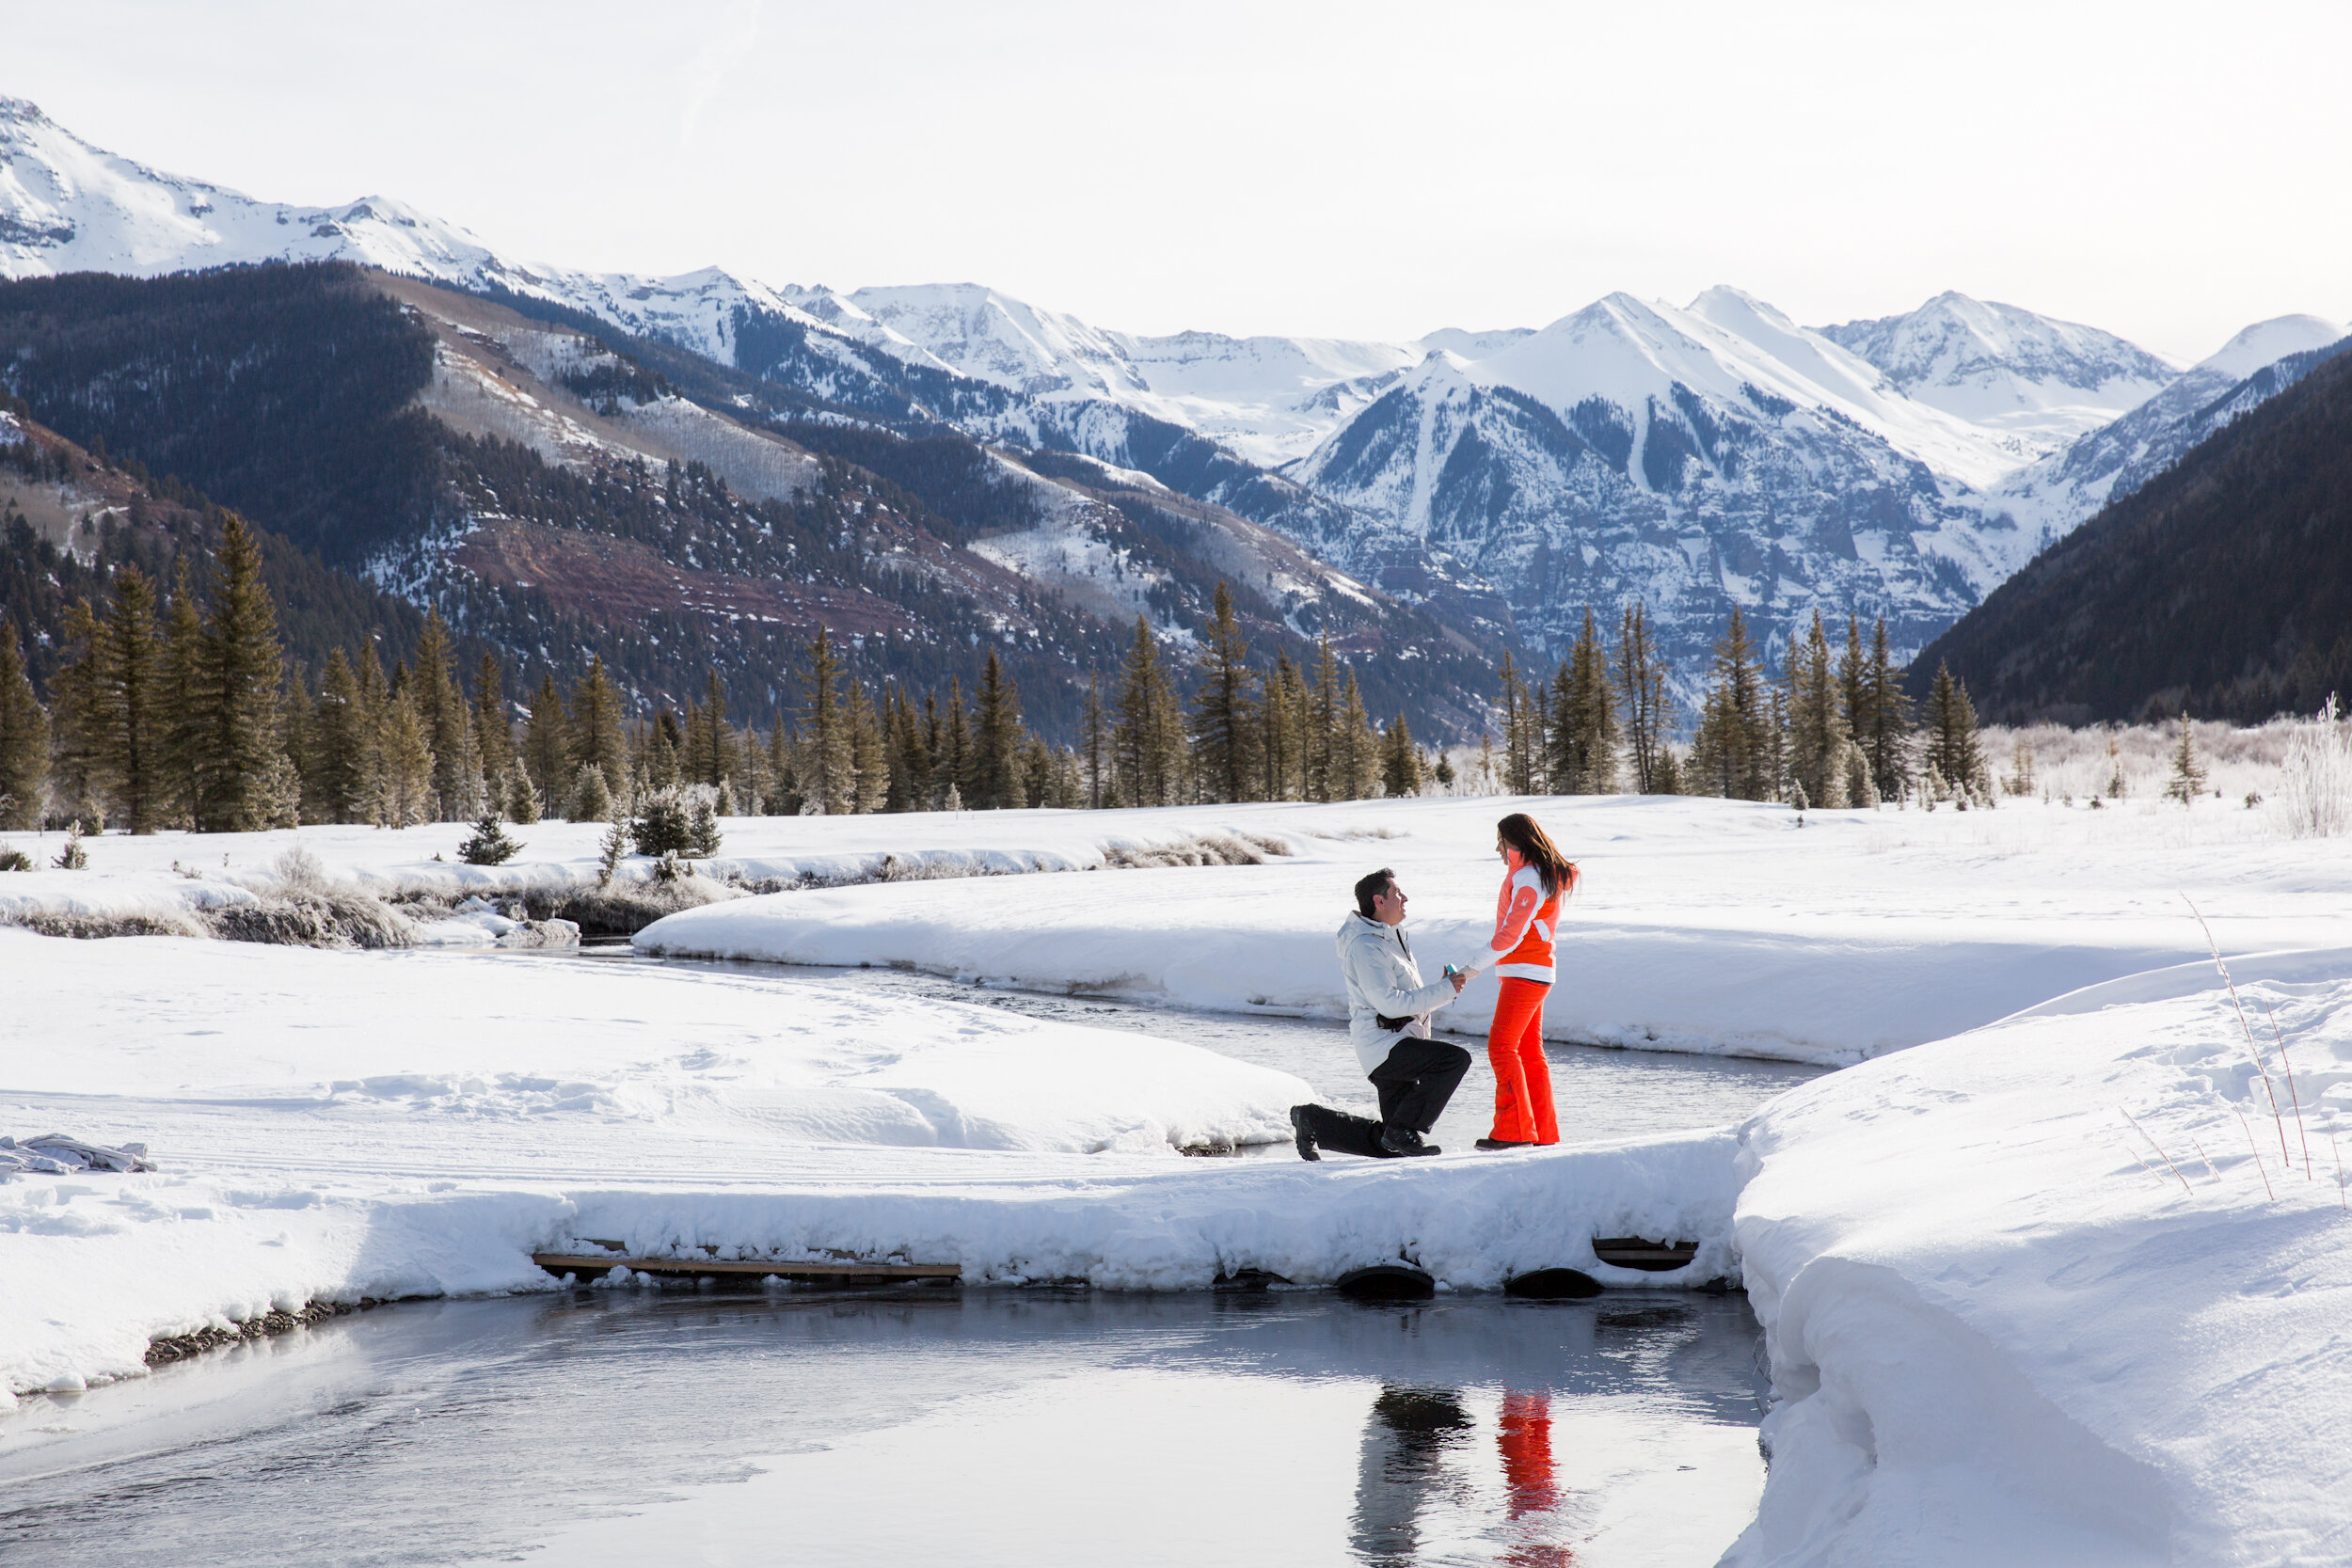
[1497, 813, 1577, 898]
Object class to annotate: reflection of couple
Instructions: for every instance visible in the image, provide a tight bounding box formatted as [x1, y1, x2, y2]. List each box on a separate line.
[1351, 1385, 1569, 1567]
[1293, 814, 1580, 1160]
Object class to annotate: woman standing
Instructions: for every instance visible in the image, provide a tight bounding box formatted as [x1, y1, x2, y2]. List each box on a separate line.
[1458, 813, 1578, 1151]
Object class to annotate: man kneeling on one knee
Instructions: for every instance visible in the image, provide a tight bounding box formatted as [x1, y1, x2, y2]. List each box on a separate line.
[1291, 867, 1470, 1160]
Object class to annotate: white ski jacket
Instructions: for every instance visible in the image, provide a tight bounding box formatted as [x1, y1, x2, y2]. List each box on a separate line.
[1335, 911, 1459, 1075]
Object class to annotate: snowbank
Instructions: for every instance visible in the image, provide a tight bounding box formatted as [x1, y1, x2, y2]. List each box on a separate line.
[0, 810, 1295, 946]
[1725, 949, 2352, 1566]
[637, 795, 2352, 1065]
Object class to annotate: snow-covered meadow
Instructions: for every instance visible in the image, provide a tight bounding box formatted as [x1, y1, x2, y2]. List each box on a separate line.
[7, 789, 2352, 1563]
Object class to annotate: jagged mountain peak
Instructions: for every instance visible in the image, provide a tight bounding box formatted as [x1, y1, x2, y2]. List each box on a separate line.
[1818, 292, 2179, 457]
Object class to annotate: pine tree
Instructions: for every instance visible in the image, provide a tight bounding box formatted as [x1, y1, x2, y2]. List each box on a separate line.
[46, 601, 104, 820]
[884, 689, 930, 813]
[1306, 633, 1341, 802]
[1786, 611, 1851, 809]
[311, 648, 371, 823]
[1862, 618, 1914, 800]
[644, 710, 683, 793]
[376, 689, 435, 828]
[1924, 661, 1985, 798]
[849, 679, 889, 814]
[1496, 651, 1544, 795]
[524, 673, 572, 808]
[1189, 581, 1259, 802]
[279, 664, 320, 824]
[409, 613, 477, 822]
[567, 657, 627, 791]
[504, 758, 541, 823]
[1551, 607, 1619, 794]
[1380, 714, 1422, 798]
[1260, 651, 1304, 802]
[1336, 669, 1378, 799]
[472, 653, 516, 788]
[801, 626, 853, 815]
[684, 669, 733, 787]
[2164, 712, 2207, 803]
[190, 514, 292, 832]
[765, 713, 798, 815]
[570, 760, 614, 823]
[91, 565, 167, 832]
[1689, 607, 1774, 800]
[1080, 673, 1111, 809]
[970, 651, 1020, 810]
[1116, 616, 1183, 807]
[1653, 743, 1684, 796]
[1612, 601, 1674, 794]
[1838, 613, 1868, 755]
[157, 563, 207, 828]
[938, 681, 970, 809]
[0, 617, 48, 830]
[458, 810, 523, 865]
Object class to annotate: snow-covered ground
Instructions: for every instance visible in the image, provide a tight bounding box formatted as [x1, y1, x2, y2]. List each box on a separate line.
[0, 925, 1736, 1408]
[638, 793, 2352, 1066]
[8, 792, 2352, 1563]
[1727, 950, 2352, 1565]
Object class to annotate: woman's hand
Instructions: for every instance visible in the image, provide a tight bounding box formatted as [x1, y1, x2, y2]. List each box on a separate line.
[1450, 969, 1470, 994]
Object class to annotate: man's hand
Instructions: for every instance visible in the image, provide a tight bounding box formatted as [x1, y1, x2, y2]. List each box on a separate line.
[1449, 969, 1469, 994]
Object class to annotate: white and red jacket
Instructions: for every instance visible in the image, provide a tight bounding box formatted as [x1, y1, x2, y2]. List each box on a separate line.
[1461, 849, 1573, 984]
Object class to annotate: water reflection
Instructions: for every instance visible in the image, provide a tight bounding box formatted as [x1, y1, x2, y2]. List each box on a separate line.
[1354, 1386, 1477, 1564]
[2, 1289, 1765, 1567]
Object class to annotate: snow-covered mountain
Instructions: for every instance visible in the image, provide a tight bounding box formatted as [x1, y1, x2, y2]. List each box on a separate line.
[0, 95, 867, 375]
[1283, 293, 2026, 676]
[10, 92, 2342, 696]
[1821, 292, 2179, 464]
[1990, 314, 2346, 542]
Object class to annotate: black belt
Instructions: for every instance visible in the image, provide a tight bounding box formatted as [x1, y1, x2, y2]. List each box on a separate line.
[1375, 1013, 1418, 1032]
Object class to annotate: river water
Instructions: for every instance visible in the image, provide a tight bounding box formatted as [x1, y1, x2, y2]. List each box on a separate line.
[0, 1287, 1771, 1567]
[2, 952, 1826, 1565]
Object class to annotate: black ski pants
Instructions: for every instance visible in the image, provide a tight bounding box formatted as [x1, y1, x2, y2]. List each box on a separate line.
[1298, 1036, 1472, 1158]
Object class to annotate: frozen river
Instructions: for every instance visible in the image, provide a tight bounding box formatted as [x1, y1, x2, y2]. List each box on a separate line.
[0, 1286, 1769, 1567]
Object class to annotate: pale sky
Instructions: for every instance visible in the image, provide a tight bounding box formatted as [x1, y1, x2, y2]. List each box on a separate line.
[8, 0, 2348, 362]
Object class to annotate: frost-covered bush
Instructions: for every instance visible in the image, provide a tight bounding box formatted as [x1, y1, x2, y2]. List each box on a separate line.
[2272, 697, 2352, 838]
[274, 842, 329, 891]
[631, 787, 694, 857]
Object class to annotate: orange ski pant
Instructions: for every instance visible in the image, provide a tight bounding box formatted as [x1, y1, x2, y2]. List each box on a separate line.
[1487, 977, 1558, 1145]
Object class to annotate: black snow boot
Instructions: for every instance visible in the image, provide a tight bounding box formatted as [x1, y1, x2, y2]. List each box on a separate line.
[1290, 1105, 1321, 1162]
[1379, 1125, 1439, 1158]
[1474, 1138, 1534, 1152]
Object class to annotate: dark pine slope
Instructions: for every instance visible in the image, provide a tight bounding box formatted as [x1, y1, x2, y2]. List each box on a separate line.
[1, 263, 1497, 740]
[1911, 343, 2352, 725]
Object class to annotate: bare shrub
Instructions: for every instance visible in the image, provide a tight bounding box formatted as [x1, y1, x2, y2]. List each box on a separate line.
[2272, 697, 2352, 838]
[274, 843, 330, 892]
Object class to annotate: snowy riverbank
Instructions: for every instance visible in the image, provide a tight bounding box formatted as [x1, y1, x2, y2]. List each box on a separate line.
[635, 793, 2352, 1065]
[0, 926, 1737, 1408]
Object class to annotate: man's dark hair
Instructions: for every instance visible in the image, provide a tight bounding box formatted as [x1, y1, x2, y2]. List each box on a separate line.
[1354, 867, 1397, 918]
